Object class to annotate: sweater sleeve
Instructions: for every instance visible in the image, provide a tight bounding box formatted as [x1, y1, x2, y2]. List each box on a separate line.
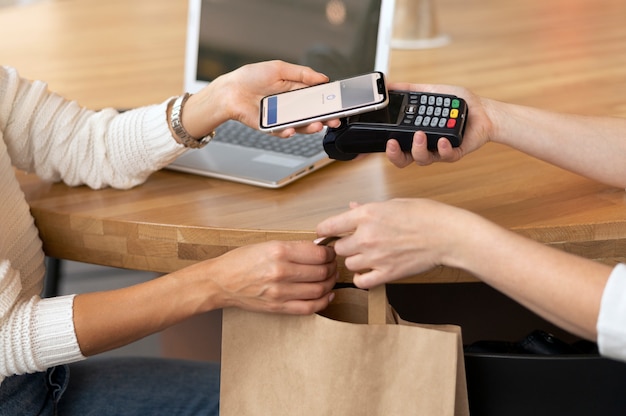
[597, 263, 626, 361]
[1, 65, 186, 189]
[0, 261, 84, 383]
[0, 66, 189, 383]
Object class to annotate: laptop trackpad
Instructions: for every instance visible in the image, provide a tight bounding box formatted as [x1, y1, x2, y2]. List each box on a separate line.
[170, 143, 308, 182]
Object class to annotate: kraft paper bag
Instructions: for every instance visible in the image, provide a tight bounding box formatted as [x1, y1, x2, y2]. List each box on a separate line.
[220, 286, 469, 415]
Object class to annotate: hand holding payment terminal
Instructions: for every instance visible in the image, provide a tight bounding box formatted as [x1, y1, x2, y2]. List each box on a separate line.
[323, 90, 468, 160]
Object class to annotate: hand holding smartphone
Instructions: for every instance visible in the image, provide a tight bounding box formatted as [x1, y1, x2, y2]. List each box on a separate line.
[259, 72, 388, 133]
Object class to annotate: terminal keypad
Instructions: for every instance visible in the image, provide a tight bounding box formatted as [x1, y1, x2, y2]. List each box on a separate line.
[401, 93, 462, 131]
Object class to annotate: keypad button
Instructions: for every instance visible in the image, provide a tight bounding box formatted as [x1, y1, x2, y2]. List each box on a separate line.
[398, 93, 463, 136]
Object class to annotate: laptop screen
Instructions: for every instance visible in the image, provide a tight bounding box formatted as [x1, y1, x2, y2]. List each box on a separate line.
[185, 0, 395, 92]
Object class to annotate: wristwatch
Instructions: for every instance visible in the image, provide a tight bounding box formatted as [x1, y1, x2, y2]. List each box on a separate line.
[169, 93, 215, 148]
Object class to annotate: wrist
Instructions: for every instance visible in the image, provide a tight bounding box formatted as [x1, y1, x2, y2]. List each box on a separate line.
[170, 260, 227, 313]
[191, 76, 235, 125]
[479, 97, 504, 145]
[484, 99, 530, 148]
[439, 210, 495, 272]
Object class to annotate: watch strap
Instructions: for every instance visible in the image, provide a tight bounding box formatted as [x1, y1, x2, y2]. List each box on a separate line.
[169, 93, 215, 148]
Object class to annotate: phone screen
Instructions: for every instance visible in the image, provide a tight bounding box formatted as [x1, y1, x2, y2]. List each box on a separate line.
[261, 72, 386, 130]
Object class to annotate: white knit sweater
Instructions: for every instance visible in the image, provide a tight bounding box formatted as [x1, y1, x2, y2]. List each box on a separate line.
[0, 66, 186, 383]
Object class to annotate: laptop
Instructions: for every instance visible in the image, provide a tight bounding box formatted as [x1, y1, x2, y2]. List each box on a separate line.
[167, 0, 396, 188]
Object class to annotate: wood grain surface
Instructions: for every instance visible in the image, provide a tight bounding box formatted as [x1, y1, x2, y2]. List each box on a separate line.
[4, 0, 626, 282]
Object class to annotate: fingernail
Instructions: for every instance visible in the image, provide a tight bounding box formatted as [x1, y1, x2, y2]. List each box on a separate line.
[328, 292, 336, 303]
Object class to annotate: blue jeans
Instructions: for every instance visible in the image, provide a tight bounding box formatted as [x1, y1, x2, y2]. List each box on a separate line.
[0, 357, 220, 416]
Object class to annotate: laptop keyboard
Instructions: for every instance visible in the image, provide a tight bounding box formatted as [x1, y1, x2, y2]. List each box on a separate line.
[213, 121, 325, 158]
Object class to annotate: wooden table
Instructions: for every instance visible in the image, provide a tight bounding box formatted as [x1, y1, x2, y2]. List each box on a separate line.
[5, 0, 626, 283]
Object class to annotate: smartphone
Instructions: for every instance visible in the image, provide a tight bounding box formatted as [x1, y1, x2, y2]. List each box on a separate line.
[259, 71, 388, 133]
[323, 90, 468, 160]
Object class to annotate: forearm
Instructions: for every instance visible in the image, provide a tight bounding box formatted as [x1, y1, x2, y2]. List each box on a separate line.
[487, 99, 626, 188]
[73, 266, 218, 356]
[450, 215, 612, 340]
[72, 240, 337, 356]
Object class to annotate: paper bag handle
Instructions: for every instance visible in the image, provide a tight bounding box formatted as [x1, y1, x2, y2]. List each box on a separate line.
[368, 285, 387, 325]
